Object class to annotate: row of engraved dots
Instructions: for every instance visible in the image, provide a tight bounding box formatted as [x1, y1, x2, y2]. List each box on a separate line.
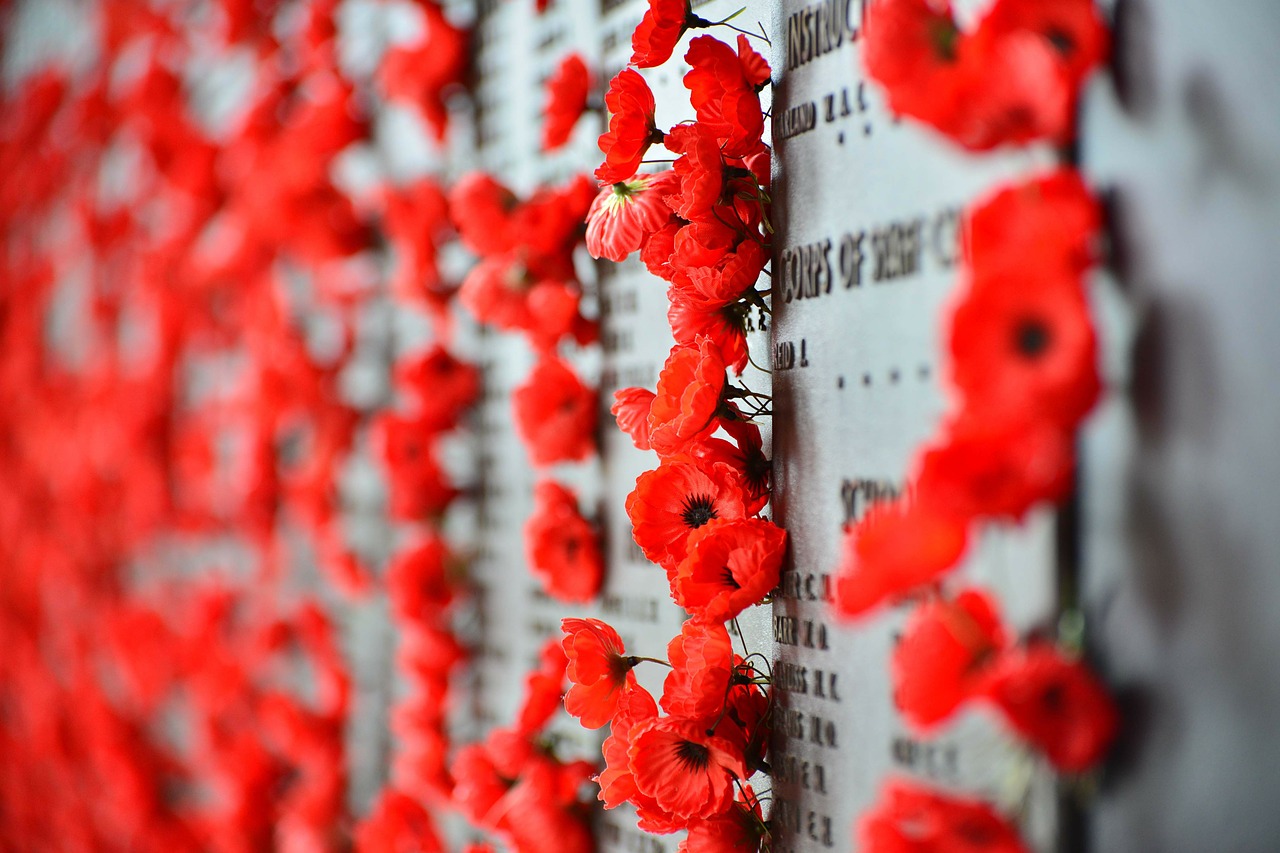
[836, 364, 931, 389]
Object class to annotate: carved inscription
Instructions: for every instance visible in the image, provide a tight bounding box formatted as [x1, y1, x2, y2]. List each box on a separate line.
[785, 0, 860, 70]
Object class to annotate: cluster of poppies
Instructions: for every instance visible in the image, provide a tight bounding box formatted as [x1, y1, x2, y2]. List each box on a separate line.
[836, 0, 1118, 848]
[543, 2, 785, 851]
[0, 0, 481, 847]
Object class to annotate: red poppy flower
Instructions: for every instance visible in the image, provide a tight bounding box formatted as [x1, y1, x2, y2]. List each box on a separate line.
[628, 716, 747, 821]
[892, 589, 1009, 730]
[450, 172, 518, 258]
[684, 36, 769, 158]
[517, 637, 570, 735]
[980, 645, 1118, 772]
[690, 414, 770, 513]
[596, 69, 664, 184]
[832, 499, 970, 619]
[661, 618, 733, 720]
[631, 0, 708, 68]
[966, 170, 1101, 280]
[561, 618, 638, 729]
[525, 481, 604, 603]
[394, 345, 481, 434]
[612, 387, 656, 451]
[377, 1, 469, 141]
[679, 785, 767, 853]
[672, 518, 786, 622]
[513, 358, 597, 466]
[914, 411, 1074, 522]
[542, 54, 590, 151]
[525, 278, 591, 353]
[375, 413, 459, 520]
[355, 788, 444, 853]
[598, 683, 671, 824]
[648, 338, 726, 456]
[641, 219, 682, 281]
[626, 455, 750, 571]
[386, 535, 453, 622]
[379, 179, 452, 302]
[858, 779, 1031, 853]
[862, 0, 967, 130]
[664, 123, 725, 223]
[668, 240, 769, 375]
[500, 762, 596, 853]
[459, 256, 534, 331]
[586, 171, 680, 262]
[982, 0, 1109, 87]
[451, 742, 515, 829]
[671, 217, 740, 269]
[949, 31, 1072, 151]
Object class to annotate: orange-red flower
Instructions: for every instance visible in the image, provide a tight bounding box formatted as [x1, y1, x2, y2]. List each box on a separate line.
[892, 589, 1009, 730]
[980, 645, 1118, 772]
[586, 171, 680, 262]
[394, 345, 481, 434]
[628, 716, 747, 820]
[612, 387, 656, 451]
[561, 618, 638, 729]
[965, 170, 1100, 278]
[664, 123, 726, 223]
[678, 785, 767, 853]
[356, 788, 444, 853]
[525, 481, 604, 603]
[386, 535, 453, 622]
[626, 456, 751, 571]
[831, 499, 970, 619]
[668, 240, 769, 374]
[516, 638, 569, 736]
[450, 172, 519, 257]
[914, 411, 1074, 522]
[661, 619, 733, 720]
[858, 779, 1030, 853]
[542, 54, 590, 151]
[648, 338, 726, 456]
[684, 36, 770, 158]
[596, 69, 664, 184]
[377, 0, 469, 141]
[672, 518, 786, 622]
[632, 0, 708, 68]
[513, 358, 597, 466]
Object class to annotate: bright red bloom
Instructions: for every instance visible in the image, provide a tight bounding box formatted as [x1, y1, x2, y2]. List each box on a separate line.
[981, 0, 1109, 88]
[665, 123, 726, 223]
[831, 499, 970, 619]
[858, 779, 1030, 853]
[626, 455, 750, 571]
[863, 0, 967, 131]
[668, 240, 770, 374]
[966, 170, 1101, 278]
[378, 0, 469, 141]
[542, 54, 590, 151]
[661, 619, 733, 720]
[561, 618, 638, 729]
[628, 716, 747, 820]
[641, 219, 682, 281]
[394, 345, 481, 434]
[892, 589, 1009, 730]
[596, 69, 664, 184]
[459, 256, 535, 331]
[953, 262, 1102, 430]
[450, 172, 519, 257]
[632, 0, 706, 68]
[980, 645, 1118, 772]
[612, 387, 657, 451]
[355, 788, 444, 853]
[684, 36, 769, 158]
[499, 761, 596, 853]
[679, 785, 767, 853]
[386, 535, 453, 622]
[672, 518, 786, 622]
[376, 413, 459, 520]
[649, 338, 726, 456]
[379, 179, 452, 303]
[948, 31, 1072, 150]
[450, 742, 515, 830]
[598, 683, 676, 831]
[690, 414, 770, 514]
[586, 171, 680, 262]
[525, 481, 604, 603]
[513, 358, 597, 466]
[914, 411, 1074, 521]
[517, 638, 570, 736]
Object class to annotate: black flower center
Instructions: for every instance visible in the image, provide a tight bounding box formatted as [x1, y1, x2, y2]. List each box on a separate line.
[1045, 27, 1076, 57]
[680, 494, 718, 529]
[1015, 318, 1051, 358]
[674, 739, 711, 772]
[1040, 683, 1067, 713]
[721, 565, 741, 590]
